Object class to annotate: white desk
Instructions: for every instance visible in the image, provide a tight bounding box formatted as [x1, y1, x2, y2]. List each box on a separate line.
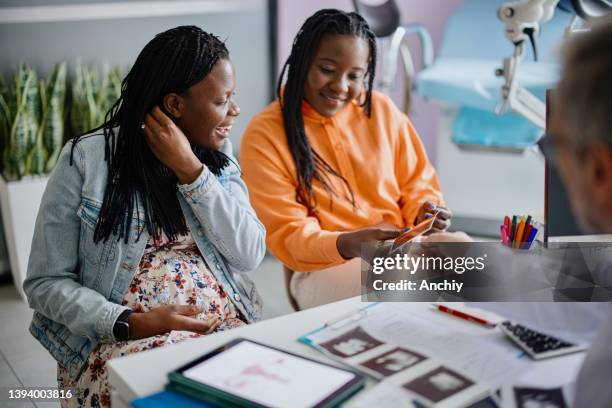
[108, 297, 584, 407]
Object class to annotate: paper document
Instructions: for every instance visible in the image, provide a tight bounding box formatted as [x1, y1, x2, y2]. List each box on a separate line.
[301, 303, 526, 389]
[347, 381, 501, 408]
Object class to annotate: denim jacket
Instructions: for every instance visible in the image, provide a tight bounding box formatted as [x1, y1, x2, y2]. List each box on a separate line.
[23, 132, 265, 381]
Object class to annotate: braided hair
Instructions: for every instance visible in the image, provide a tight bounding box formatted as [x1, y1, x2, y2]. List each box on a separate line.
[277, 9, 377, 214]
[71, 25, 231, 243]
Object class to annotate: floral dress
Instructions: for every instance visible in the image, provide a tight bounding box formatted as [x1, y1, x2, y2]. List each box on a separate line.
[58, 231, 246, 408]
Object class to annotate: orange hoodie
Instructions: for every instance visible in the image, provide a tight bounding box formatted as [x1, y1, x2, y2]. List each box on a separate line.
[240, 91, 444, 272]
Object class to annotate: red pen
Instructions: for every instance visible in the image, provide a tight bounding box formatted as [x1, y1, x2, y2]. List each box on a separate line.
[432, 304, 497, 329]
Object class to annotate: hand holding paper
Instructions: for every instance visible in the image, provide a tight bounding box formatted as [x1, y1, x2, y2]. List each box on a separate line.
[390, 212, 440, 253]
[415, 201, 452, 232]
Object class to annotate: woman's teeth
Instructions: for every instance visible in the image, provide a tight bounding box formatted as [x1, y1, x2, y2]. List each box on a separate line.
[323, 94, 345, 104]
[216, 126, 232, 135]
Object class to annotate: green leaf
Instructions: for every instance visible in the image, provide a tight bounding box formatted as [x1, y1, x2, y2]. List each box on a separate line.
[8, 107, 29, 179]
[41, 63, 66, 173]
[8, 65, 39, 179]
[70, 62, 122, 136]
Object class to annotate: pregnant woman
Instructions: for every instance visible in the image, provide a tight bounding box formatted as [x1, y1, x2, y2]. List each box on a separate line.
[24, 26, 265, 407]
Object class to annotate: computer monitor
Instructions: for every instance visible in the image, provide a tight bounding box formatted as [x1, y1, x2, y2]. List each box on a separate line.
[544, 90, 612, 242]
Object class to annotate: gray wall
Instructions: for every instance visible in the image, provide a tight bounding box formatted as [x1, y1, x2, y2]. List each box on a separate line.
[0, 0, 272, 150]
[0, 0, 272, 278]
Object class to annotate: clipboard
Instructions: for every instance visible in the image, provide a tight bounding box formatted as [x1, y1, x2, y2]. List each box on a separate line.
[167, 338, 365, 408]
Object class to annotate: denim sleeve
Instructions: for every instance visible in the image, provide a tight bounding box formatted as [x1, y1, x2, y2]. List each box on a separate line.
[177, 140, 266, 272]
[23, 141, 128, 343]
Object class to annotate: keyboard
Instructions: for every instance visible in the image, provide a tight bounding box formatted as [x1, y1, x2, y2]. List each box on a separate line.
[499, 321, 588, 360]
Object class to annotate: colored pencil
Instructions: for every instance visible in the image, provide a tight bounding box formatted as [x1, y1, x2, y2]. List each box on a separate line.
[522, 224, 533, 246]
[524, 227, 538, 249]
[500, 225, 509, 245]
[514, 216, 526, 248]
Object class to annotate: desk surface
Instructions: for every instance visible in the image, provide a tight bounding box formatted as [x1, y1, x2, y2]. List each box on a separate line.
[108, 297, 584, 407]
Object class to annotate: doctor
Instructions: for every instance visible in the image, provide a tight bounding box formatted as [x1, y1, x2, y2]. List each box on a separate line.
[426, 16, 612, 407]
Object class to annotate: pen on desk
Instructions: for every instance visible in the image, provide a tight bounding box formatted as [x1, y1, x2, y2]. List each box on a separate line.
[432, 304, 497, 329]
[324, 309, 368, 329]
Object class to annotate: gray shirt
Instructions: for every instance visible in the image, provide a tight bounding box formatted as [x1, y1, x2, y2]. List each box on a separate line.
[574, 311, 612, 407]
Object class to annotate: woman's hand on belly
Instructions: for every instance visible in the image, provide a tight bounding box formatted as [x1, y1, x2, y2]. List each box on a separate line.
[128, 305, 220, 340]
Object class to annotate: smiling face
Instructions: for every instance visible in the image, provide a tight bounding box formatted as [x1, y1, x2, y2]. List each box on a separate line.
[166, 58, 240, 150]
[303, 34, 370, 117]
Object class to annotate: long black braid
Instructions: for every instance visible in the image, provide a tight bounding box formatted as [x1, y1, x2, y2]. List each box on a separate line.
[71, 26, 231, 243]
[277, 9, 377, 214]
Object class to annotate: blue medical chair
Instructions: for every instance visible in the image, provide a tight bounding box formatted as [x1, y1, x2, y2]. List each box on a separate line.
[354, 0, 572, 150]
[415, 0, 573, 150]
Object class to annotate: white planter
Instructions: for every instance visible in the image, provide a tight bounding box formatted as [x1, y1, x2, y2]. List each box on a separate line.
[0, 175, 49, 299]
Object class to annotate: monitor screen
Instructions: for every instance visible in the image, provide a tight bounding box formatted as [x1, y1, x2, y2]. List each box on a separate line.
[544, 157, 582, 240]
[544, 90, 612, 242]
[544, 90, 582, 241]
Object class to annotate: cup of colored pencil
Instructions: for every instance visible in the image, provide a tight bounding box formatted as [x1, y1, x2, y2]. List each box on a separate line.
[500, 215, 538, 249]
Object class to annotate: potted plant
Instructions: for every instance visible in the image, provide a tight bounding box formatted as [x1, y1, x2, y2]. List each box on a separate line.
[71, 61, 122, 136]
[0, 62, 122, 297]
[0, 63, 66, 297]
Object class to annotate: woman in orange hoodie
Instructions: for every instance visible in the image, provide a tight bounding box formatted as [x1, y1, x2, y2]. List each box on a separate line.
[240, 9, 450, 310]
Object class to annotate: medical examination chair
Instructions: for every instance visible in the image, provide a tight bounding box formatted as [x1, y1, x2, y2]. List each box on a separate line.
[415, 0, 572, 236]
